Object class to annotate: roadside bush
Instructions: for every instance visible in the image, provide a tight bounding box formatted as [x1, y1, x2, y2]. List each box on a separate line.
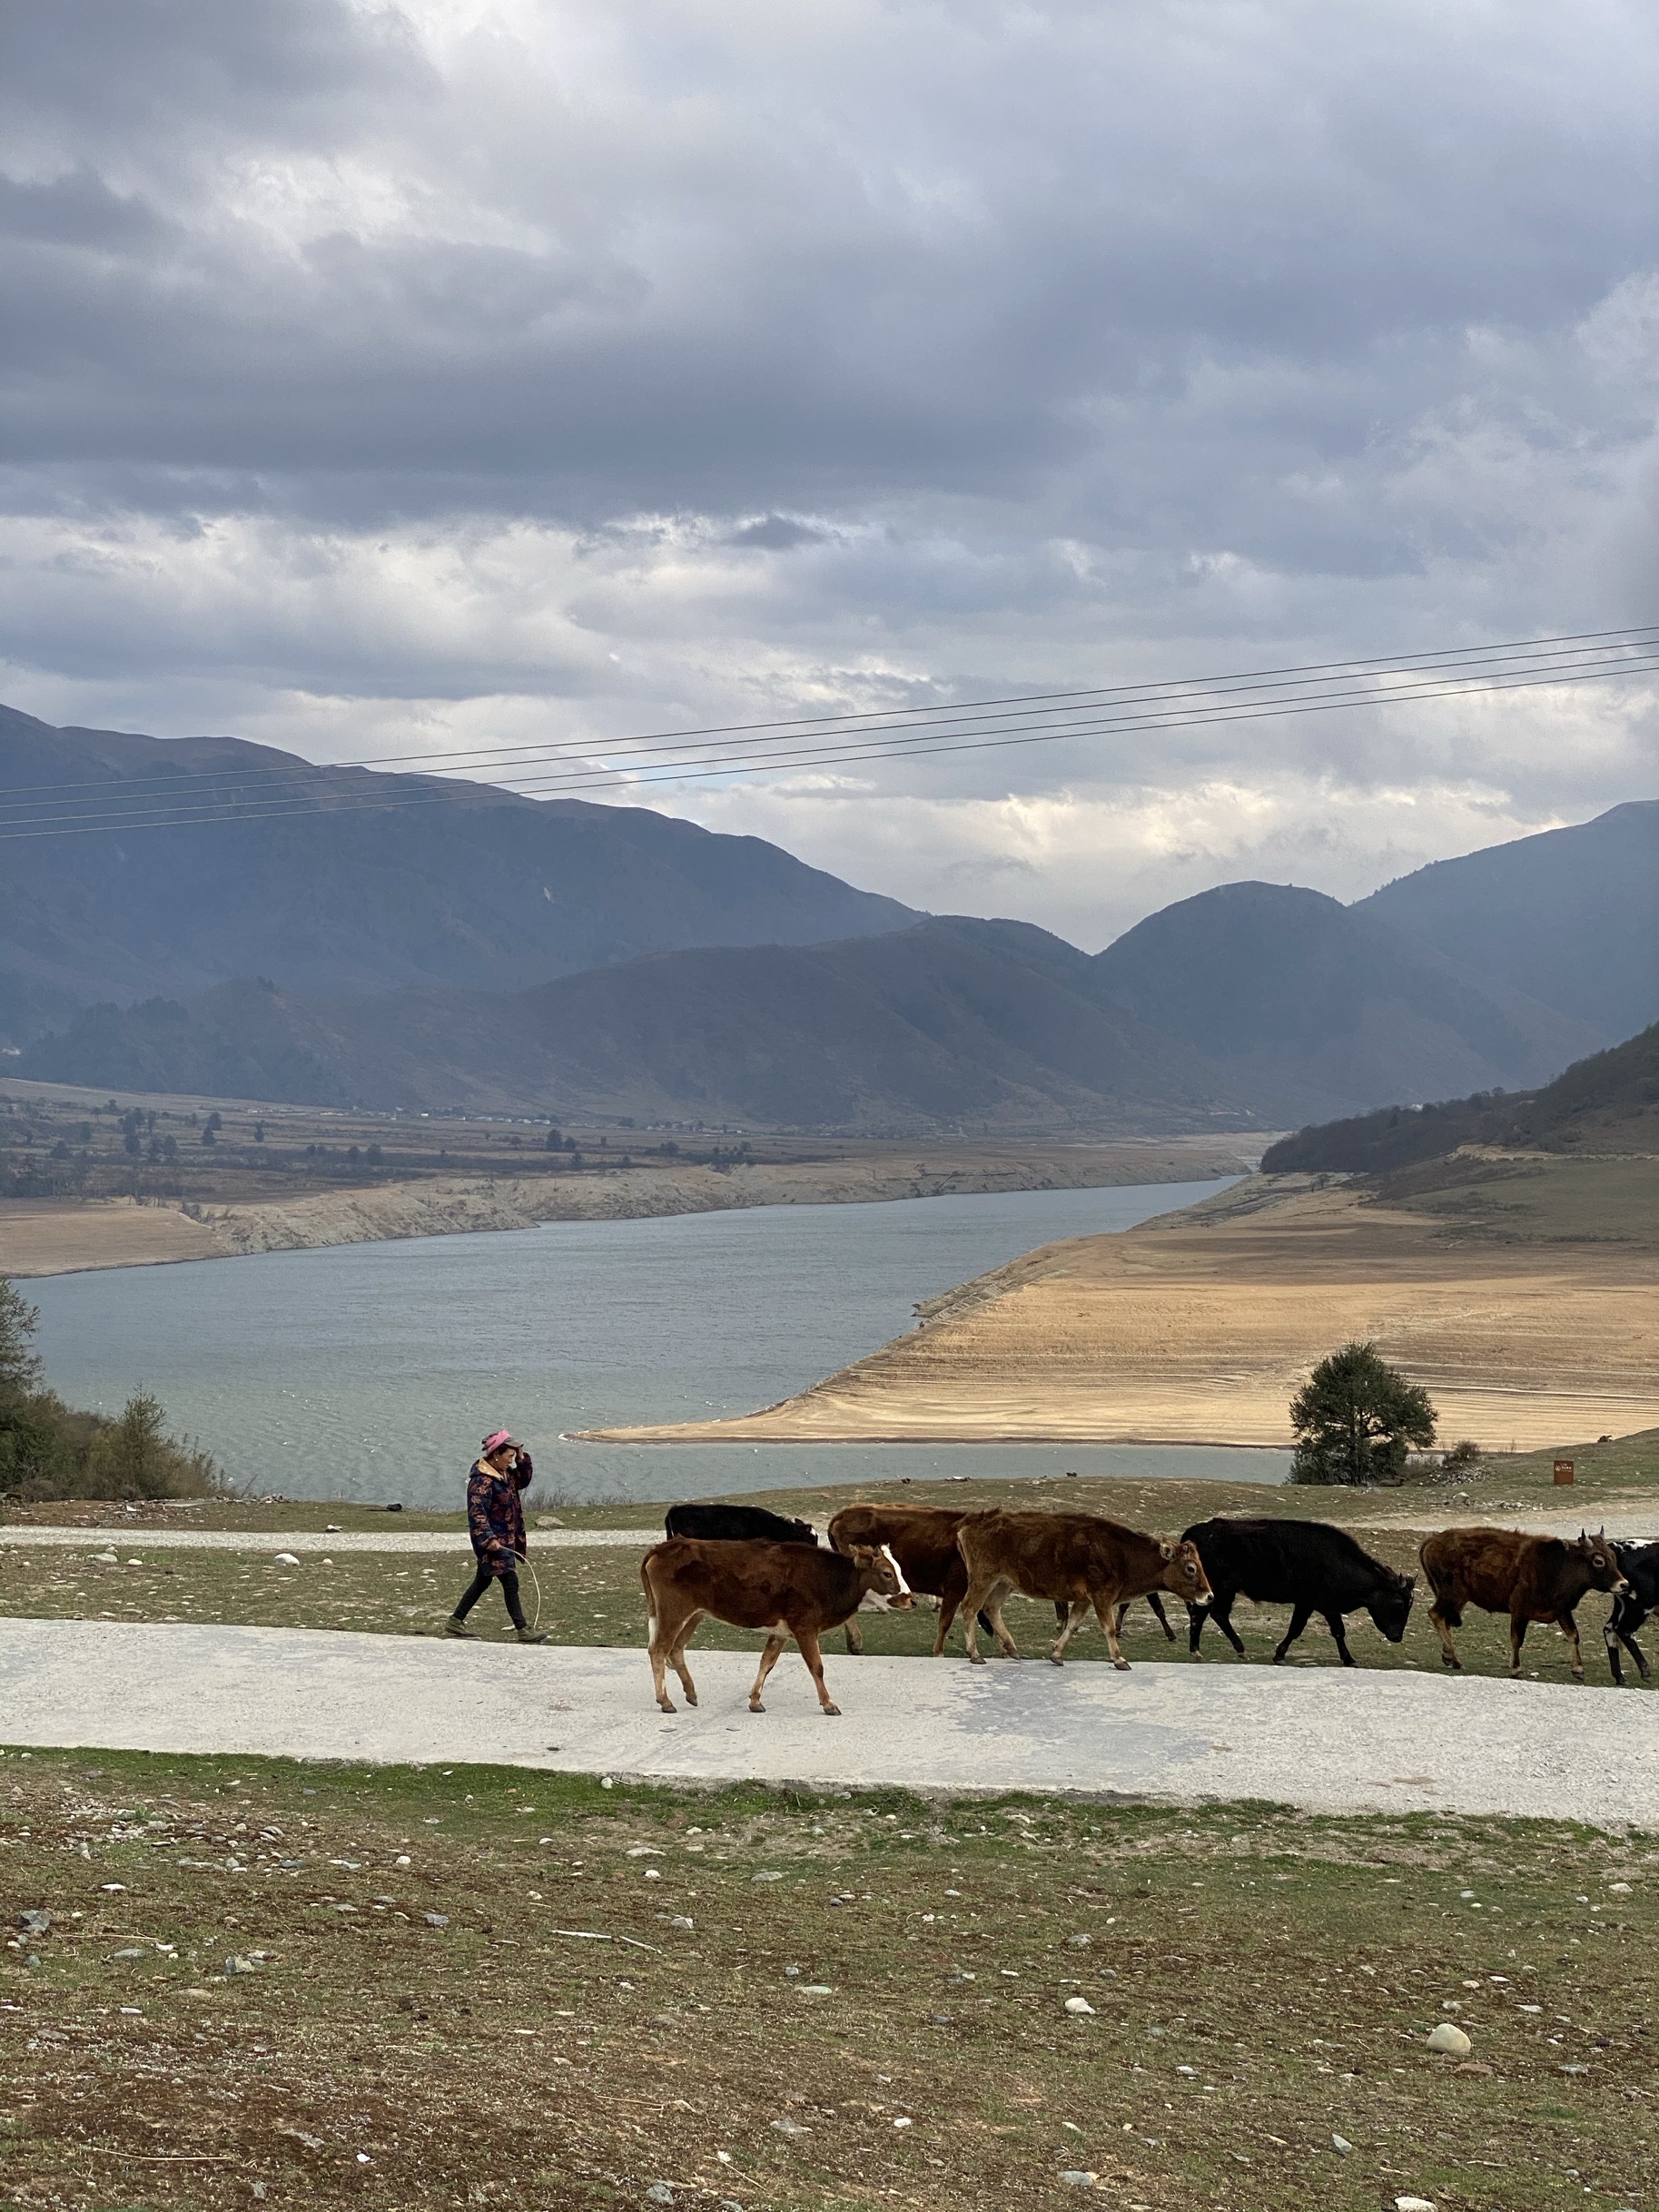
[1289, 1338, 1437, 1486]
[0, 1276, 226, 1504]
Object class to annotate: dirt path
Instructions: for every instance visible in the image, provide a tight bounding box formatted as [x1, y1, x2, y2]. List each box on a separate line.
[5, 1616, 1655, 1827]
[588, 1179, 1659, 1455]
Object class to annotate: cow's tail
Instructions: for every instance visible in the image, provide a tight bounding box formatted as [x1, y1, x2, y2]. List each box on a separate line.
[640, 1554, 657, 1644]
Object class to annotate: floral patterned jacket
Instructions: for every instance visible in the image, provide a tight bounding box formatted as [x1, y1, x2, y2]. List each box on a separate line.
[466, 1453, 532, 1575]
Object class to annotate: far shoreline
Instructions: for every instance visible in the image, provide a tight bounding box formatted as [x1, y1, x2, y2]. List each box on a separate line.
[0, 1134, 1259, 1279]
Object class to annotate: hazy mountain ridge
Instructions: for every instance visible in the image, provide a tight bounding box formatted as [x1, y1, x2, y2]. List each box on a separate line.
[1356, 800, 1659, 1040]
[1261, 1020, 1659, 1174]
[0, 703, 916, 1043]
[4, 706, 1653, 1132]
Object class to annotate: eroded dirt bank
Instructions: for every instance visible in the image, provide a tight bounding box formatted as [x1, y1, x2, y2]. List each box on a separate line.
[0, 1135, 1255, 1276]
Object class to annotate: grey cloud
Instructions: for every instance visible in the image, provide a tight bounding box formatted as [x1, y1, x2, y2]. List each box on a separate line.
[0, 0, 1655, 949]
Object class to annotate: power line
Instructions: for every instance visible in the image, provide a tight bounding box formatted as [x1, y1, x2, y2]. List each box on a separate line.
[2, 626, 1655, 841]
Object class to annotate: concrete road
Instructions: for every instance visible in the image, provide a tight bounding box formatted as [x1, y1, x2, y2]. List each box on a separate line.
[0, 1526, 649, 1554]
[2, 1617, 1654, 1828]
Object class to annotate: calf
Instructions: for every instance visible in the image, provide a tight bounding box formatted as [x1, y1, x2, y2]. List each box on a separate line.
[954, 1509, 1211, 1668]
[664, 1500, 816, 1546]
[1182, 1516, 1415, 1667]
[828, 1502, 993, 1655]
[1419, 1525, 1629, 1680]
[1600, 1538, 1658, 1686]
[640, 1536, 910, 1716]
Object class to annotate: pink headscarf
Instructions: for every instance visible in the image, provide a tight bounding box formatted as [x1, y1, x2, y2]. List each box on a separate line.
[482, 1429, 515, 1455]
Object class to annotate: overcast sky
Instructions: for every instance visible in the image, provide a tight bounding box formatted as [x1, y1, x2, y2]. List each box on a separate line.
[3, 0, 1656, 944]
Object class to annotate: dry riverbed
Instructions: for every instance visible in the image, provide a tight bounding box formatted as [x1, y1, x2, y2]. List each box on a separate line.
[589, 1172, 1659, 1454]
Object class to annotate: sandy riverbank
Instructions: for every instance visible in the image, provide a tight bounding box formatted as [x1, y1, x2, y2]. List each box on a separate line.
[586, 1173, 1659, 1455]
[0, 1134, 1255, 1277]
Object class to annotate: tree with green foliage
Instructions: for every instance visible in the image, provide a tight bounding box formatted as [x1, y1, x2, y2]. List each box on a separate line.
[1289, 1339, 1436, 1486]
[0, 1274, 224, 1504]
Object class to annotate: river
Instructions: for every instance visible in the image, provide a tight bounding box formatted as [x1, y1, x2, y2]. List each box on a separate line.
[25, 1177, 1289, 1507]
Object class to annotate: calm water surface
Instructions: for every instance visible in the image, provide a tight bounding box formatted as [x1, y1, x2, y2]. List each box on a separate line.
[28, 1178, 1288, 1507]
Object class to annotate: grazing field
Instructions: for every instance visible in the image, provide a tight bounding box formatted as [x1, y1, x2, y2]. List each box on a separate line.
[2, 1748, 1656, 2211]
[588, 1169, 1659, 1453]
[4, 1512, 1653, 1690]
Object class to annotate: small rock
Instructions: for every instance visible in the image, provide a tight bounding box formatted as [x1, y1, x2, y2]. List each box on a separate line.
[892, 2117, 913, 2129]
[771, 2116, 810, 2138]
[1454, 2060, 1494, 2077]
[1064, 1996, 1096, 2016]
[1066, 1933, 1092, 1948]
[657, 1914, 695, 1931]
[1394, 2199, 1437, 2212]
[110, 1947, 146, 1960]
[1559, 2061, 1591, 2077]
[324, 1524, 341, 1533]
[1427, 2022, 1472, 2058]
[423, 1912, 449, 1929]
[796, 1983, 833, 1996]
[751, 1871, 784, 1883]
[272, 1553, 300, 1566]
[600, 1776, 614, 1790]
[1175, 2064, 1197, 2077]
[1332, 2134, 1353, 2154]
[1060, 2173, 1099, 2189]
[536, 1515, 565, 1528]
[647, 2187, 676, 2205]
[17, 1910, 52, 1936]
[100, 1883, 126, 1894]
[1607, 1881, 1633, 1895]
[394, 1854, 411, 1868]
[94, 1551, 118, 1565]
[225, 1955, 257, 1976]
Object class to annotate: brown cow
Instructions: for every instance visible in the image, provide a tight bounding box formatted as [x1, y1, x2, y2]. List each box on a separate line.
[1419, 1525, 1629, 1679]
[640, 1536, 911, 1716]
[954, 1509, 1212, 1668]
[829, 1500, 1177, 1656]
[828, 1502, 982, 1655]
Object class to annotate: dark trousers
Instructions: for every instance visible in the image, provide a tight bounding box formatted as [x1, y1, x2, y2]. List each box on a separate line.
[454, 1560, 528, 1631]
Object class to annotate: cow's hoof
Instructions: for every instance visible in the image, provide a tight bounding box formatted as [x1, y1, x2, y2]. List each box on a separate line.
[1572, 1670, 1585, 1683]
[685, 1694, 698, 1707]
[749, 1701, 765, 1713]
[1112, 1659, 1131, 1672]
[967, 1653, 987, 1666]
[822, 1703, 842, 1717]
[1048, 1653, 1065, 1667]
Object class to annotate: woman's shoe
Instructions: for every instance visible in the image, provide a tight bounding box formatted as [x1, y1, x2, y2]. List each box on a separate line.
[515, 1626, 549, 1644]
[443, 1616, 479, 1639]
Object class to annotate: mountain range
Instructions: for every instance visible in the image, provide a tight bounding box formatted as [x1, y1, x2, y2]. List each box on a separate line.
[3, 704, 1654, 1131]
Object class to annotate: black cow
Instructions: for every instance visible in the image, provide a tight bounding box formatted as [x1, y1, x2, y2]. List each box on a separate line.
[1184, 1516, 1416, 1666]
[664, 1501, 816, 1546]
[1603, 1539, 1659, 1685]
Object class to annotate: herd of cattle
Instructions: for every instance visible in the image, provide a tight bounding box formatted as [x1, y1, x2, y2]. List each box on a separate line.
[640, 1496, 1658, 1716]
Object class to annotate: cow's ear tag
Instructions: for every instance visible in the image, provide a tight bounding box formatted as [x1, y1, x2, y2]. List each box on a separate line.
[1159, 1538, 1175, 1560]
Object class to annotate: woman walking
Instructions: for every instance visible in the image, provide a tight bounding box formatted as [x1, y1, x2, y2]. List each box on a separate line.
[445, 1429, 549, 1643]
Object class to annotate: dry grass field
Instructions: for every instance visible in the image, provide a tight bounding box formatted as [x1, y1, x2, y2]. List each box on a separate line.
[4, 1748, 1657, 2212]
[592, 1168, 1659, 1455]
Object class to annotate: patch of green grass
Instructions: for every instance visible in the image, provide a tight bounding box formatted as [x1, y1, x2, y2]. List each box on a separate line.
[1378, 1152, 1659, 1248]
[3, 1745, 1656, 2210]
